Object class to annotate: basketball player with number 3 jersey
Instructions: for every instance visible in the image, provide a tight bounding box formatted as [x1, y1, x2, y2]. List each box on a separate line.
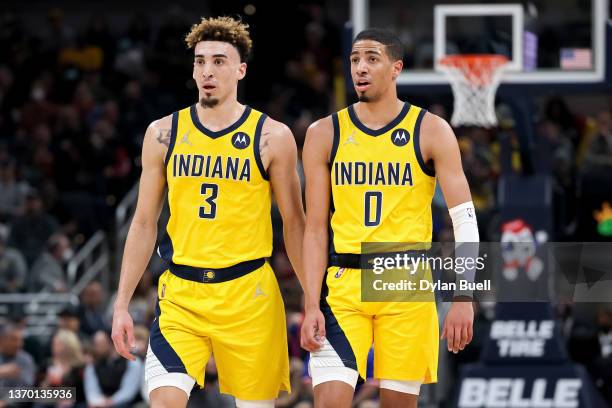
[301, 29, 479, 408]
[111, 17, 305, 408]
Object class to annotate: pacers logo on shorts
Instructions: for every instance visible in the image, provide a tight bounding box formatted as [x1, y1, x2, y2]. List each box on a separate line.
[203, 270, 216, 282]
[231, 132, 250, 149]
[391, 128, 410, 146]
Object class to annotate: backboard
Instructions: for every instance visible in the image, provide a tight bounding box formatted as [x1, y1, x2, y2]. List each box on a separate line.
[349, 0, 609, 86]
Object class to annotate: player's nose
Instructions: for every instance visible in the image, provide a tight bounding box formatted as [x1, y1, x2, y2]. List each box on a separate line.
[356, 58, 369, 74]
[201, 65, 214, 78]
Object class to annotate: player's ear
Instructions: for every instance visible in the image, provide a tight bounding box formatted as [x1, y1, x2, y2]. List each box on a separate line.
[392, 59, 403, 80]
[237, 62, 247, 80]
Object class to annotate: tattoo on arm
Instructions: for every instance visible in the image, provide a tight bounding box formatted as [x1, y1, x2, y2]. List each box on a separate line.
[156, 129, 172, 147]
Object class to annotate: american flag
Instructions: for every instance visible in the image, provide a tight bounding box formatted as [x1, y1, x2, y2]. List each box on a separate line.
[560, 48, 592, 70]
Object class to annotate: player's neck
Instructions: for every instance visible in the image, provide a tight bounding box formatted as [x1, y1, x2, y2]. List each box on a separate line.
[354, 93, 404, 128]
[194, 98, 245, 132]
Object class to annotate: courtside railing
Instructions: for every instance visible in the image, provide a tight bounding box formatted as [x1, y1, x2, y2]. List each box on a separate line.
[0, 229, 110, 338]
[115, 182, 139, 275]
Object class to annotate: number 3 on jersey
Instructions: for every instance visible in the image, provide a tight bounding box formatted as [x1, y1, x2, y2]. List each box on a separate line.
[364, 191, 382, 226]
[200, 183, 218, 219]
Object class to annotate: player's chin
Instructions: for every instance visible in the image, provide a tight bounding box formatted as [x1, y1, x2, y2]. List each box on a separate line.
[357, 92, 371, 102]
[200, 96, 220, 108]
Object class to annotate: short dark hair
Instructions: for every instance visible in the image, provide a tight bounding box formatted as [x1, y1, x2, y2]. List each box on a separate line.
[353, 28, 403, 61]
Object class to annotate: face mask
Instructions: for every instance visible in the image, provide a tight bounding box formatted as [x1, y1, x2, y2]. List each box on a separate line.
[62, 248, 74, 262]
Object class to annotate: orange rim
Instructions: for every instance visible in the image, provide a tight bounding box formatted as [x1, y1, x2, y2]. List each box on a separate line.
[439, 54, 509, 85]
[439, 54, 509, 67]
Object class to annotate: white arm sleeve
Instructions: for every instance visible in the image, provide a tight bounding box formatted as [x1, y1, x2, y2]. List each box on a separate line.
[449, 201, 479, 299]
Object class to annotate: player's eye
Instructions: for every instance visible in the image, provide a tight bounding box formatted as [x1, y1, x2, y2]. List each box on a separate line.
[351, 57, 359, 64]
[369, 57, 378, 63]
[214, 59, 224, 65]
[196, 59, 204, 65]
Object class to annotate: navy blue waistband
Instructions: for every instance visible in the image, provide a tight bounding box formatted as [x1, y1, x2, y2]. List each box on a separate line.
[168, 258, 265, 283]
[329, 251, 427, 269]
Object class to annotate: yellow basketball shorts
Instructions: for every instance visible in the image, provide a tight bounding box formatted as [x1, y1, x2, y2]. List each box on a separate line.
[147, 260, 290, 400]
[320, 266, 439, 383]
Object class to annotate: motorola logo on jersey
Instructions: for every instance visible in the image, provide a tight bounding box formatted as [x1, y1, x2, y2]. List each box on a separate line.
[231, 132, 250, 149]
[391, 128, 410, 146]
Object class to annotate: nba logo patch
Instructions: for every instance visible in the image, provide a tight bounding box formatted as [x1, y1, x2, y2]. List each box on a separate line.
[161, 283, 166, 298]
[335, 268, 345, 278]
[231, 132, 250, 149]
[391, 128, 410, 146]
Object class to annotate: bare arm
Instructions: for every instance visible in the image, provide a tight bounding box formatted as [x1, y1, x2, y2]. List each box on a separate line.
[421, 112, 475, 353]
[300, 117, 333, 352]
[263, 118, 306, 285]
[112, 116, 171, 360]
[421, 112, 471, 207]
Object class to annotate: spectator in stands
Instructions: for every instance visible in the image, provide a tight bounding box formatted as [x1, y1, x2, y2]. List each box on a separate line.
[0, 234, 27, 293]
[39, 305, 88, 367]
[42, 8, 75, 54]
[57, 305, 85, 340]
[457, 133, 495, 211]
[582, 111, 612, 173]
[38, 329, 86, 407]
[77, 281, 108, 336]
[0, 159, 29, 222]
[544, 97, 580, 145]
[0, 324, 36, 390]
[8, 189, 59, 266]
[537, 120, 575, 180]
[28, 233, 72, 292]
[84, 330, 142, 408]
[8, 310, 44, 367]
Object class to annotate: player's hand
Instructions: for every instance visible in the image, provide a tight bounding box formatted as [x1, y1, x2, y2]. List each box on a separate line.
[441, 299, 474, 354]
[111, 307, 137, 361]
[301, 307, 326, 352]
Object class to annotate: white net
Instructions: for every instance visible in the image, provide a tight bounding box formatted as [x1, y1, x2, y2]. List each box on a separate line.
[439, 55, 508, 128]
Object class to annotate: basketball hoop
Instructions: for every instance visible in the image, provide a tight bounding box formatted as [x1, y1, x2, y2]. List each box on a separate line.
[438, 54, 509, 128]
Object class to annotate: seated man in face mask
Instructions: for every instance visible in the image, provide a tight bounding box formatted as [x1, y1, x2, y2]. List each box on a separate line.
[84, 330, 143, 408]
[28, 233, 73, 292]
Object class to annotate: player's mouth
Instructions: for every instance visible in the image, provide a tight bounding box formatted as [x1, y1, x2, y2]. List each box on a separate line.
[202, 84, 217, 92]
[355, 80, 371, 92]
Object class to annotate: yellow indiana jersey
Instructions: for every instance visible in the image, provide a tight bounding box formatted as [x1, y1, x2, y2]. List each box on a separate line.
[330, 102, 436, 254]
[158, 105, 272, 268]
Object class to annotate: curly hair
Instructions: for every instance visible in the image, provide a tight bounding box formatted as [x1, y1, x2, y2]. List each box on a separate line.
[185, 16, 252, 62]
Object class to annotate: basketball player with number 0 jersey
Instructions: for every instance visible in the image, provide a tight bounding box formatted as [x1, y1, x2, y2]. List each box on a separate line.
[301, 29, 479, 408]
[111, 17, 305, 408]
